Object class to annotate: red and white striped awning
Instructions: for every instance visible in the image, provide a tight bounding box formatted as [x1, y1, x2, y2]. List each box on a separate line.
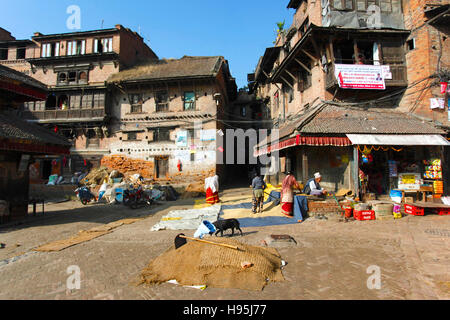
[254, 135, 352, 157]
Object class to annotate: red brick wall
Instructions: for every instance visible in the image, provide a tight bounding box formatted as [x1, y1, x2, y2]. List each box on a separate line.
[118, 26, 158, 69]
[399, 0, 450, 126]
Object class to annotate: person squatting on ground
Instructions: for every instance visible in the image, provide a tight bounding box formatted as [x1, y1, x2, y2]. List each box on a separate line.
[205, 174, 220, 204]
[280, 171, 302, 217]
[251, 172, 267, 214]
[303, 172, 328, 196]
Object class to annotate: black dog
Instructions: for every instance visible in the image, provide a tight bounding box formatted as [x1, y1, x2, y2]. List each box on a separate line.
[212, 219, 243, 237]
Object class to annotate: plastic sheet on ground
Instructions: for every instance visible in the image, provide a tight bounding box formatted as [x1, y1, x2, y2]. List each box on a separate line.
[150, 204, 221, 231]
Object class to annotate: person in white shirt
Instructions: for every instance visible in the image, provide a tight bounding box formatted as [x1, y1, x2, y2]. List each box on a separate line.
[304, 172, 327, 196]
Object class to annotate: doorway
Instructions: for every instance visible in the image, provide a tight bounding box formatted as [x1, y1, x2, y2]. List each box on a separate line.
[155, 156, 169, 179]
[42, 160, 52, 180]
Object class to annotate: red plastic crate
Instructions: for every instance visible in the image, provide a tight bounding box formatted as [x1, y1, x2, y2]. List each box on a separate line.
[432, 208, 450, 216]
[354, 210, 375, 221]
[404, 204, 424, 216]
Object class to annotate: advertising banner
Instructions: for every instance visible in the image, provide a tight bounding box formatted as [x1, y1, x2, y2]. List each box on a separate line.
[175, 130, 188, 147]
[335, 64, 386, 90]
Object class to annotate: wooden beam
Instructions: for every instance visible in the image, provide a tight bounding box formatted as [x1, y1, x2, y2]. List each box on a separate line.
[310, 36, 321, 59]
[262, 70, 282, 91]
[301, 49, 319, 64]
[280, 75, 294, 90]
[294, 58, 311, 74]
[284, 69, 297, 82]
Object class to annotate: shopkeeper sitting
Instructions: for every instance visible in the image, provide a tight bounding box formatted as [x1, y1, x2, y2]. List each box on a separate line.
[303, 172, 328, 196]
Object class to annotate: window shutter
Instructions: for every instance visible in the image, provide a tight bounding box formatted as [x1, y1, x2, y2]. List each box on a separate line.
[55, 42, 60, 56]
[108, 38, 113, 52]
[67, 41, 72, 56]
[81, 40, 86, 55]
[94, 39, 98, 53]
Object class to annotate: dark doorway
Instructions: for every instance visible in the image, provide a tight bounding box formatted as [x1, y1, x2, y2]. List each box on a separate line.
[45, 94, 57, 110]
[42, 160, 52, 180]
[155, 157, 169, 179]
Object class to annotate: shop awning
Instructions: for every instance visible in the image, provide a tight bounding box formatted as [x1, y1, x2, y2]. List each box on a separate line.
[346, 134, 450, 146]
[254, 135, 352, 157]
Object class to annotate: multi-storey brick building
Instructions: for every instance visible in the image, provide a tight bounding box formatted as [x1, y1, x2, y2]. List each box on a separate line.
[250, 0, 450, 197]
[105, 55, 237, 181]
[1, 25, 158, 179]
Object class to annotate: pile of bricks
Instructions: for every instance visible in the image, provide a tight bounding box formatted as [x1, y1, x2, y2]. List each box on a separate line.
[101, 155, 155, 179]
[307, 201, 344, 216]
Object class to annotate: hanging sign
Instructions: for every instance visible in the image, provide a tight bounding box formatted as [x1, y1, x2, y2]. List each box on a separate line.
[175, 130, 188, 147]
[440, 82, 448, 94]
[335, 64, 386, 90]
[430, 98, 445, 109]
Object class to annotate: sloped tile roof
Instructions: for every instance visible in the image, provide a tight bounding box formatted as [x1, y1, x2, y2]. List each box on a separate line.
[0, 64, 47, 91]
[299, 105, 445, 135]
[0, 112, 71, 146]
[108, 56, 223, 83]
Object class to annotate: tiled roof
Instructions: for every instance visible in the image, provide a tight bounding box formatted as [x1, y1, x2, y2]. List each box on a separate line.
[0, 112, 71, 146]
[108, 56, 224, 83]
[0, 64, 47, 91]
[299, 105, 445, 135]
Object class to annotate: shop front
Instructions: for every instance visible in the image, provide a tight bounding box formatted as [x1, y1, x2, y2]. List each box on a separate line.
[347, 134, 450, 202]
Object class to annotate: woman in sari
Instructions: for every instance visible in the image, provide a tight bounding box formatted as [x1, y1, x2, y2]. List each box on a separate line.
[280, 172, 302, 217]
[205, 174, 220, 204]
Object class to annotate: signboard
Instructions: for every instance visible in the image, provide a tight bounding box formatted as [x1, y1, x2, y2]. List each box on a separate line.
[381, 65, 392, 80]
[175, 130, 188, 147]
[18, 154, 30, 172]
[335, 64, 386, 90]
[200, 129, 216, 141]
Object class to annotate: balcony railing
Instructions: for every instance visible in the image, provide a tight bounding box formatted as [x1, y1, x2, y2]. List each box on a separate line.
[23, 108, 106, 122]
[156, 103, 169, 113]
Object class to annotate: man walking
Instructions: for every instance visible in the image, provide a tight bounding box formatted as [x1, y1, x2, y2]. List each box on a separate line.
[251, 172, 267, 214]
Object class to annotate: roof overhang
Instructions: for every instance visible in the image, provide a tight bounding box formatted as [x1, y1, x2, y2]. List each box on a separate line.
[346, 134, 450, 146]
[271, 24, 409, 83]
[254, 47, 282, 82]
[287, 0, 305, 9]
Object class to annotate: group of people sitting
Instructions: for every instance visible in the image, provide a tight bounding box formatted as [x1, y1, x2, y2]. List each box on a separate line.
[250, 171, 328, 217]
[205, 171, 329, 219]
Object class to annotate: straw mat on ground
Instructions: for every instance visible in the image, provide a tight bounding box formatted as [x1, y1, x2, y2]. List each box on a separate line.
[35, 218, 143, 252]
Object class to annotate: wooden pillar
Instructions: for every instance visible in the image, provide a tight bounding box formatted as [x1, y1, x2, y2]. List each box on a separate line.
[352, 146, 360, 199]
[302, 149, 308, 183]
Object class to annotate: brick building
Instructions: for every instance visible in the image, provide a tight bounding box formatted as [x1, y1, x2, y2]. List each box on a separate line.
[250, 0, 450, 197]
[105, 55, 237, 181]
[0, 65, 70, 222]
[2, 25, 158, 179]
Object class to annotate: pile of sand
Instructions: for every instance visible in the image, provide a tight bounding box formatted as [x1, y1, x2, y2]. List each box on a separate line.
[181, 181, 206, 199]
[139, 238, 285, 291]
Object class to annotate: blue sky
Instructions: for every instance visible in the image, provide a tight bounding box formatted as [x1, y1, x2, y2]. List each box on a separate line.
[1, 0, 294, 88]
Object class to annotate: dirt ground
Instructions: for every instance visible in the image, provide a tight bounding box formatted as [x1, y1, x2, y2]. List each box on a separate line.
[0, 187, 449, 300]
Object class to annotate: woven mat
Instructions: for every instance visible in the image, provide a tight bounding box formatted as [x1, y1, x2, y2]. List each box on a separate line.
[35, 218, 143, 252]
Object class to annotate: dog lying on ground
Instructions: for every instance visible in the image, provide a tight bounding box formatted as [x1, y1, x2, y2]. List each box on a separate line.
[212, 219, 243, 237]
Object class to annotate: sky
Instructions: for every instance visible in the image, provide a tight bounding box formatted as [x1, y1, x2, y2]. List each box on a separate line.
[0, 0, 294, 89]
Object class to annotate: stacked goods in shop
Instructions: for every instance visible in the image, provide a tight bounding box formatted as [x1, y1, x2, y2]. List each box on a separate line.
[423, 159, 442, 179]
[433, 180, 444, 198]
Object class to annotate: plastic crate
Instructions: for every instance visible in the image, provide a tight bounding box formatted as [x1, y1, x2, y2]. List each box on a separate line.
[432, 208, 450, 216]
[404, 204, 424, 216]
[354, 210, 375, 221]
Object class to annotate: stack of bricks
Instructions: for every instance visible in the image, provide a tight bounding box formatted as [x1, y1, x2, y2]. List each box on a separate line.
[101, 155, 155, 179]
[307, 201, 344, 216]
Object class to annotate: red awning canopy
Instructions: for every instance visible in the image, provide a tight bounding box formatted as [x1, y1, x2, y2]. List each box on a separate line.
[0, 80, 47, 101]
[254, 135, 352, 157]
[0, 139, 70, 155]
